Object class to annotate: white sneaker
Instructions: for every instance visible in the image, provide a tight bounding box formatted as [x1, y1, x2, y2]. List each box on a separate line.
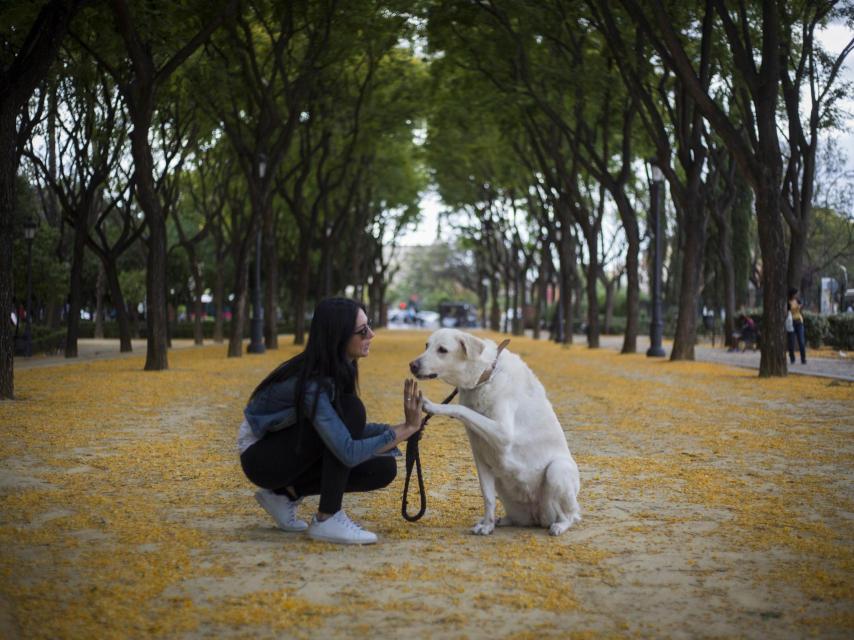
[307, 510, 378, 545]
[255, 489, 308, 532]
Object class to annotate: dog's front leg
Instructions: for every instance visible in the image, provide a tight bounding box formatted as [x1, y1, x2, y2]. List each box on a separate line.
[469, 444, 497, 536]
[423, 399, 511, 449]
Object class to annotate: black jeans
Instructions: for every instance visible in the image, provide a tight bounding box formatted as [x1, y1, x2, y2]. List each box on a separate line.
[240, 395, 397, 514]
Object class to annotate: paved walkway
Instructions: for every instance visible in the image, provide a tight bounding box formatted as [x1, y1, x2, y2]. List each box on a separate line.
[14, 338, 200, 370]
[595, 334, 854, 382]
[15, 333, 854, 381]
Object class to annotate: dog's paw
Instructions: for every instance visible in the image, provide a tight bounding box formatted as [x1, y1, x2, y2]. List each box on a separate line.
[548, 521, 572, 536]
[471, 519, 495, 535]
[423, 398, 444, 415]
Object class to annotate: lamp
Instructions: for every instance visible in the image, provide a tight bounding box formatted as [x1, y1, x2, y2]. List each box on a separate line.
[248, 154, 267, 354]
[646, 161, 666, 357]
[257, 153, 267, 180]
[23, 216, 37, 357]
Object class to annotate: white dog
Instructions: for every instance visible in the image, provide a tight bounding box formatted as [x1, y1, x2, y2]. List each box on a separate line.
[409, 329, 580, 536]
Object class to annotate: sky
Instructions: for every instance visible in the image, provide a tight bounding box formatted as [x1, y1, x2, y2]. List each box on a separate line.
[397, 23, 854, 247]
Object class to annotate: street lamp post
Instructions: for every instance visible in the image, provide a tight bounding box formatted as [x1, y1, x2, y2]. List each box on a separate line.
[647, 162, 666, 357]
[247, 155, 266, 354]
[23, 216, 37, 358]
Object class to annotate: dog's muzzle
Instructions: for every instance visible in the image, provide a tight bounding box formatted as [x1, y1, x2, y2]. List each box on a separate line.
[409, 360, 437, 379]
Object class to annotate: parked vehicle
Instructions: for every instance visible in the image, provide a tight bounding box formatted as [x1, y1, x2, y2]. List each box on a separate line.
[439, 302, 478, 328]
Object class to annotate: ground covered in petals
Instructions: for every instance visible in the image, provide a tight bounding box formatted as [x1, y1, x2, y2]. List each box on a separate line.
[1, 331, 852, 639]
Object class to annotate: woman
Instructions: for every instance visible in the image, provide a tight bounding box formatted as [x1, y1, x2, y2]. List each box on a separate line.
[238, 297, 423, 544]
[787, 287, 807, 365]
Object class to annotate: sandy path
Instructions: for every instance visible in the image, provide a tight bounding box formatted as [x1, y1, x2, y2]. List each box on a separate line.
[0, 331, 852, 638]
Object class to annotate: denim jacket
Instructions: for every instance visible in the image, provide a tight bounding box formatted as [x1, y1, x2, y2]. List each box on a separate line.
[243, 375, 395, 468]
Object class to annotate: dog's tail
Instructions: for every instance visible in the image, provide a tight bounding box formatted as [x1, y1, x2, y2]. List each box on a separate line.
[543, 458, 581, 528]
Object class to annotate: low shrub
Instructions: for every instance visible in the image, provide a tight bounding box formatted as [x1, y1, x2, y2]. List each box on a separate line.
[15, 328, 66, 356]
[600, 316, 626, 335]
[802, 312, 828, 349]
[826, 314, 854, 350]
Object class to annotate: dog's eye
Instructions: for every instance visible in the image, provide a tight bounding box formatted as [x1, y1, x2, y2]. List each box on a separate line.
[437, 347, 447, 354]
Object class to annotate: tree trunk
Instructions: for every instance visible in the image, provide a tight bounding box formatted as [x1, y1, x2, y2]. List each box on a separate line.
[165, 284, 172, 350]
[731, 188, 752, 309]
[756, 182, 789, 377]
[512, 263, 523, 336]
[127, 110, 169, 370]
[102, 257, 132, 352]
[190, 259, 204, 346]
[533, 262, 547, 340]
[603, 280, 615, 335]
[557, 219, 575, 345]
[0, 109, 16, 398]
[478, 278, 488, 330]
[489, 277, 501, 331]
[213, 265, 224, 343]
[786, 220, 808, 295]
[263, 201, 278, 349]
[502, 275, 511, 334]
[64, 211, 88, 358]
[46, 300, 60, 330]
[227, 260, 250, 357]
[128, 305, 141, 339]
[94, 263, 105, 339]
[377, 280, 388, 327]
[714, 209, 737, 348]
[583, 230, 600, 349]
[670, 202, 706, 361]
[619, 208, 640, 354]
[293, 246, 311, 345]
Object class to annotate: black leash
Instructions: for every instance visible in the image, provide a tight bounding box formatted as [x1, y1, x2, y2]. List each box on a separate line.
[401, 338, 511, 523]
[401, 387, 457, 522]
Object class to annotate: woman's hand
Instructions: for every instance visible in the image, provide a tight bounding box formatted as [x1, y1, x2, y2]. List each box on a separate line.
[378, 379, 423, 451]
[403, 378, 423, 430]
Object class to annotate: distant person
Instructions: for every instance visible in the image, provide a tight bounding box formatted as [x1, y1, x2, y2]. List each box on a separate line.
[238, 297, 423, 544]
[739, 313, 757, 349]
[787, 288, 806, 365]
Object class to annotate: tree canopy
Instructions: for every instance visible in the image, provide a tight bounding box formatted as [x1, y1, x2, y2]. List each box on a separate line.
[2, 0, 853, 397]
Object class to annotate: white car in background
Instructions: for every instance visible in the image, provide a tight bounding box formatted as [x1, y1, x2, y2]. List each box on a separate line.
[416, 310, 440, 327]
[387, 308, 440, 328]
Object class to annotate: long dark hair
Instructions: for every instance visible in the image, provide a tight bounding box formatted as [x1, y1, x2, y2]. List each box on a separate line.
[249, 298, 365, 419]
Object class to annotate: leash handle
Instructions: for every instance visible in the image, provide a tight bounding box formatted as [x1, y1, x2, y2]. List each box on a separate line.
[401, 430, 426, 522]
[401, 387, 458, 522]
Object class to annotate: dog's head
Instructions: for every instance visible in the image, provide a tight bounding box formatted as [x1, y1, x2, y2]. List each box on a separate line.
[409, 329, 489, 388]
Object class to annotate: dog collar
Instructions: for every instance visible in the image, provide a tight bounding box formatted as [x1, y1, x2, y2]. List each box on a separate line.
[473, 338, 511, 387]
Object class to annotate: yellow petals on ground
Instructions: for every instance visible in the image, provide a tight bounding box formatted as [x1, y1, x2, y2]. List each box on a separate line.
[0, 330, 852, 638]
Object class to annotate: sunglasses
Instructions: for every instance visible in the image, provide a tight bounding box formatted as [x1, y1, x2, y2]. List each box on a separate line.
[353, 321, 373, 338]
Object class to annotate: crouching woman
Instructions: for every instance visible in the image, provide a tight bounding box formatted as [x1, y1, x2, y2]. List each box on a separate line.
[238, 297, 423, 544]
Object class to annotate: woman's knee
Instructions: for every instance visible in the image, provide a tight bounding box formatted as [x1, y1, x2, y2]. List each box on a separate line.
[368, 456, 397, 489]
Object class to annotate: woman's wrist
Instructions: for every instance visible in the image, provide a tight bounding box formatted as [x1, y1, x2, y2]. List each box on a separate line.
[389, 422, 417, 444]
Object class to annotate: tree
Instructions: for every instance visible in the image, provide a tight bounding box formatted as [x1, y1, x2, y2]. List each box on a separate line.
[74, 0, 236, 370]
[25, 62, 127, 357]
[609, 0, 851, 376]
[779, 2, 854, 291]
[0, 0, 84, 399]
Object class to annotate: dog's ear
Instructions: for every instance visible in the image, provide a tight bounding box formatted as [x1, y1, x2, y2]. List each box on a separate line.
[458, 334, 485, 358]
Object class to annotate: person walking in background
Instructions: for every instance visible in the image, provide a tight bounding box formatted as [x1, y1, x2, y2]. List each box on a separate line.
[238, 297, 423, 545]
[787, 288, 807, 365]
